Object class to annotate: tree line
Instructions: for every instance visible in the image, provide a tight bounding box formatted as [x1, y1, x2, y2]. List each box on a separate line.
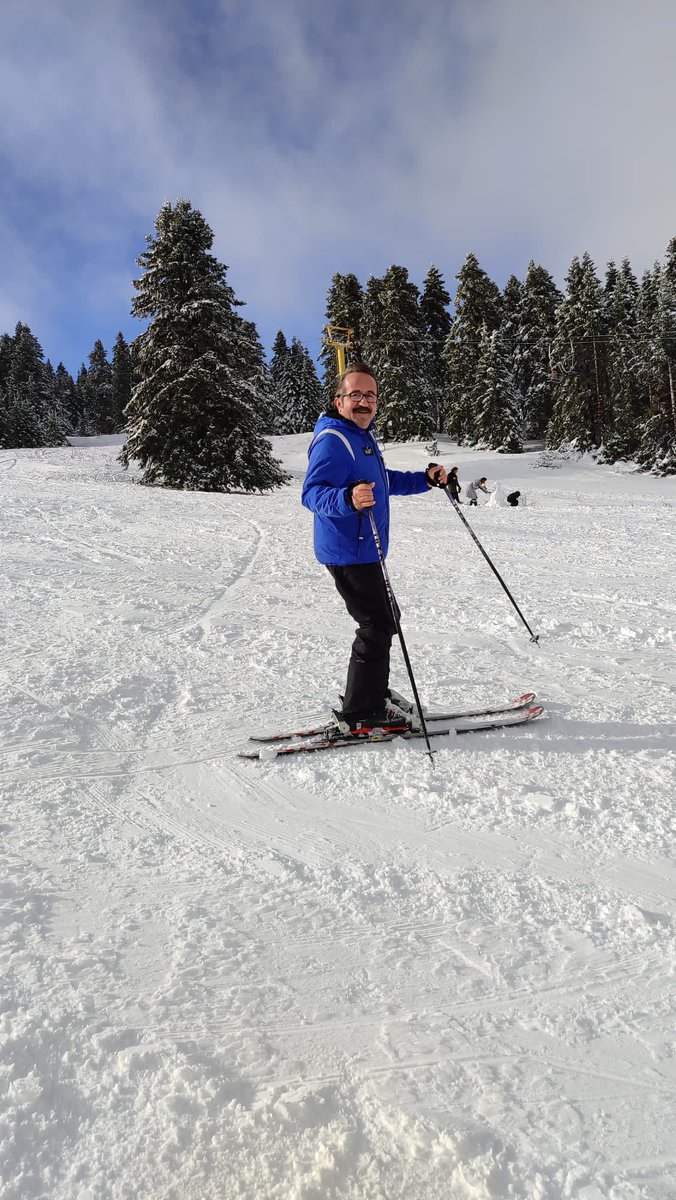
[1, 198, 674, 486]
[0, 325, 133, 448]
[320, 247, 676, 474]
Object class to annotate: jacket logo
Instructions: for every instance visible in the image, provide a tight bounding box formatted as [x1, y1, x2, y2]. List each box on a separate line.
[363, 446, 374, 455]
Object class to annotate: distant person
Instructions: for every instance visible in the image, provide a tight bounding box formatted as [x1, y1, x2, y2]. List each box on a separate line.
[507, 490, 521, 507]
[447, 466, 462, 503]
[466, 477, 491, 506]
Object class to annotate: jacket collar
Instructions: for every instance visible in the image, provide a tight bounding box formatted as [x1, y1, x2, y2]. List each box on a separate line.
[330, 410, 376, 434]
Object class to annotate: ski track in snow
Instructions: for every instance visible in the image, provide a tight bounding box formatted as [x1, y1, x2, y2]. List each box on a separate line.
[0, 439, 675, 1200]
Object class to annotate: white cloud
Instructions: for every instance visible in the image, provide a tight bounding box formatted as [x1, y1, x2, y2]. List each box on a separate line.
[1, 0, 675, 367]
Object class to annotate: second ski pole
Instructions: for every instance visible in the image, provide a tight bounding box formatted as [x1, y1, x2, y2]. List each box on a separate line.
[438, 480, 540, 645]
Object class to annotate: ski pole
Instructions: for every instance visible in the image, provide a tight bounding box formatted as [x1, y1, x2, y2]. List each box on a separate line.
[364, 505, 435, 762]
[440, 485, 540, 645]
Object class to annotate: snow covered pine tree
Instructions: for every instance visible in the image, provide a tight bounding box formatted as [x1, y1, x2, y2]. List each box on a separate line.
[123, 199, 288, 492]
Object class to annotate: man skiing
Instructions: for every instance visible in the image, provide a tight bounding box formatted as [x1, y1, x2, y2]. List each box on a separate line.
[301, 362, 447, 736]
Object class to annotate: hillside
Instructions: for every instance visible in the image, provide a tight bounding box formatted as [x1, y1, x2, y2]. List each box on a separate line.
[1, 436, 675, 1199]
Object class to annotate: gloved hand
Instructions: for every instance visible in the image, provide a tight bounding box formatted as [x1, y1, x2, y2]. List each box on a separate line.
[426, 462, 448, 488]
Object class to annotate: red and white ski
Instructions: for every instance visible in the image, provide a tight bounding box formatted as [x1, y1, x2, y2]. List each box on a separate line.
[248, 691, 537, 744]
[239, 704, 544, 760]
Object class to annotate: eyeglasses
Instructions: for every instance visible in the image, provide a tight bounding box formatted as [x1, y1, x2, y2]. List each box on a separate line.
[340, 390, 377, 403]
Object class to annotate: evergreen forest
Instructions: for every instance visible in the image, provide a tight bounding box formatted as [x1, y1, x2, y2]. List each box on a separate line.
[2, 202, 675, 481]
[0, 326, 134, 450]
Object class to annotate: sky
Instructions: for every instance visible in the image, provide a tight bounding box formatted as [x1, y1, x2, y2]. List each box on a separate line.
[2, 0, 676, 377]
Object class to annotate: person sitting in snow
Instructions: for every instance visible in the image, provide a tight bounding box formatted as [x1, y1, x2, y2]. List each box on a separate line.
[466, 477, 491, 506]
[507, 490, 521, 507]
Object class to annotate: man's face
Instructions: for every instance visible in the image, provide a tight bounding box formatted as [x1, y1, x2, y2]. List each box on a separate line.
[334, 372, 378, 429]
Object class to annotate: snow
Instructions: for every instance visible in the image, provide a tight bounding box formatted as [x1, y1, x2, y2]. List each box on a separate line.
[1, 434, 675, 1200]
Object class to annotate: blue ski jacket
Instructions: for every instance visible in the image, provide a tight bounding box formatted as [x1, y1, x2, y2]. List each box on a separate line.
[301, 412, 430, 565]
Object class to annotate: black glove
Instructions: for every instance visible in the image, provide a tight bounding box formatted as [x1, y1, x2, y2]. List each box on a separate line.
[426, 462, 445, 488]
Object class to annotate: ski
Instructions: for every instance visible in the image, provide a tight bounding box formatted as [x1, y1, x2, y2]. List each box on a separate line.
[249, 691, 537, 744]
[239, 704, 544, 760]
[405, 689, 537, 724]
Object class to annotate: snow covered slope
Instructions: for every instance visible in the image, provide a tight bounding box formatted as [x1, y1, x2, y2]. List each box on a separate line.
[1, 436, 675, 1199]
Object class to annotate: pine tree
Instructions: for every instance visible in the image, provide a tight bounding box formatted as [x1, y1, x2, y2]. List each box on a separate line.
[363, 265, 428, 441]
[500, 275, 525, 435]
[419, 265, 451, 433]
[637, 241, 676, 472]
[319, 273, 364, 402]
[84, 339, 114, 434]
[632, 265, 661, 469]
[636, 265, 661, 400]
[286, 339, 323, 433]
[8, 323, 48, 396]
[42, 410, 68, 447]
[53, 363, 80, 433]
[473, 327, 523, 452]
[0, 336, 11, 446]
[270, 335, 323, 434]
[547, 253, 608, 451]
[236, 317, 278, 437]
[0, 384, 6, 447]
[443, 252, 502, 442]
[501, 275, 523, 334]
[269, 330, 292, 433]
[123, 199, 288, 491]
[514, 262, 562, 439]
[2, 323, 66, 447]
[0, 333, 13, 391]
[44, 358, 73, 437]
[111, 333, 134, 432]
[1, 384, 43, 448]
[602, 259, 643, 462]
[75, 365, 96, 435]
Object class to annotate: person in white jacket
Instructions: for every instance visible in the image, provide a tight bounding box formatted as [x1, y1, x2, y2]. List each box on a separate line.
[466, 477, 491, 506]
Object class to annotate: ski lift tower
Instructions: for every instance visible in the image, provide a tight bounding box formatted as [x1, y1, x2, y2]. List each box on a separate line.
[323, 324, 355, 376]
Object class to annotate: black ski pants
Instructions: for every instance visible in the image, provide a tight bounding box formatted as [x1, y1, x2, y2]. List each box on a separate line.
[326, 562, 398, 720]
